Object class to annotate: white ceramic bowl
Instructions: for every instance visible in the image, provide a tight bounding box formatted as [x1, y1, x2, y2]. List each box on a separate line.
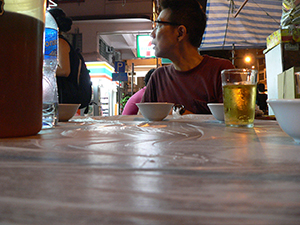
[267, 99, 300, 143]
[207, 103, 224, 121]
[136, 102, 173, 121]
[58, 104, 80, 122]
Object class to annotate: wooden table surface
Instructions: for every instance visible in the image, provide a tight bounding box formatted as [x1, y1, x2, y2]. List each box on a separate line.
[0, 115, 299, 224]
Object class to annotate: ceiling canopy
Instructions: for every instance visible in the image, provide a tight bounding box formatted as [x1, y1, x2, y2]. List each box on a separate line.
[200, 0, 282, 50]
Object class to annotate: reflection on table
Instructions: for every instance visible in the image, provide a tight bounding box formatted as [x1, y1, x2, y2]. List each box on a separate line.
[0, 115, 299, 224]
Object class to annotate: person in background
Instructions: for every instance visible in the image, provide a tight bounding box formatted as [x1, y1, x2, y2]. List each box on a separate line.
[48, 8, 73, 78]
[141, 0, 234, 114]
[49, 7, 92, 113]
[256, 83, 268, 113]
[122, 68, 155, 115]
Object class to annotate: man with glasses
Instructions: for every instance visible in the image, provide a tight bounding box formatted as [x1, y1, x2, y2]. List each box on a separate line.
[141, 0, 234, 114]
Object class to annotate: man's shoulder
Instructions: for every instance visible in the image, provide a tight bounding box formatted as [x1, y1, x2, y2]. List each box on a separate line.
[152, 64, 174, 75]
[156, 64, 173, 71]
[148, 65, 172, 79]
[203, 55, 233, 66]
[198, 55, 234, 74]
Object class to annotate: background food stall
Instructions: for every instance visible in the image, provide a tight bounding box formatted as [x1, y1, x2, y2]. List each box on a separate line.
[85, 61, 119, 116]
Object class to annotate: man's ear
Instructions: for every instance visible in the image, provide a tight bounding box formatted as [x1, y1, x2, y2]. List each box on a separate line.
[177, 25, 187, 42]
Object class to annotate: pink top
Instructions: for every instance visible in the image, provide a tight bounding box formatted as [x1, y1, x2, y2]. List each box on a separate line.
[122, 87, 146, 115]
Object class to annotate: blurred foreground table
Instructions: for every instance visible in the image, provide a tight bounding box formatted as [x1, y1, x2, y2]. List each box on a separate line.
[0, 115, 299, 224]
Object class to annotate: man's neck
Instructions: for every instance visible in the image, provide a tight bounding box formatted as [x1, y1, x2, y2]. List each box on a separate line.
[171, 48, 204, 71]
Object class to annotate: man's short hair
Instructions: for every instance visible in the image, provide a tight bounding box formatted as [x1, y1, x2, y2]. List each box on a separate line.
[159, 0, 207, 48]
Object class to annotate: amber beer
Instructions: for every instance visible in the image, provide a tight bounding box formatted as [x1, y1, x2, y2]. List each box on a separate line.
[221, 69, 257, 128]
[223, 84, 257, 127]
[0, 9, 44, 137]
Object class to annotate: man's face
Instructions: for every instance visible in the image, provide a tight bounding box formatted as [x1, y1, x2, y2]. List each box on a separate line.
[151, 9, 179, 59]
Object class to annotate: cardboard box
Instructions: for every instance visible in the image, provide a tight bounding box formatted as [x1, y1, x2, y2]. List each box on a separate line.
[278, 67, 300, 99]
[266, 28, 300, 50]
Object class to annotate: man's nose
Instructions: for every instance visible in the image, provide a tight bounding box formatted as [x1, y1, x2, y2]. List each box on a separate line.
[150, 29, 156, 38]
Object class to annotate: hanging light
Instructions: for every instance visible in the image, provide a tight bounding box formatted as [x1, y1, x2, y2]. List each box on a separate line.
[244, 55, 252, 63]
[244, 53, 254, 64]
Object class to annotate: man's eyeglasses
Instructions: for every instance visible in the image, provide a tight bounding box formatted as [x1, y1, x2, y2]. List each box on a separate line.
[152, 20, 181, 29]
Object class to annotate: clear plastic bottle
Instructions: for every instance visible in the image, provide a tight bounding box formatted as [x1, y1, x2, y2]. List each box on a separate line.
[42, 10, 59, 129]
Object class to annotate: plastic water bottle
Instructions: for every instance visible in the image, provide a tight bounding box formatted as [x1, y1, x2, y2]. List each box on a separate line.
[42, 10, 59, 129]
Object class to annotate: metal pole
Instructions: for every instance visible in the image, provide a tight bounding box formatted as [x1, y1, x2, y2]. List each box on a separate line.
[118, 82, 121, 115]
[234, 0, 248, 18]
[231, 43, 235, 65]
[131, 63, 134, 95]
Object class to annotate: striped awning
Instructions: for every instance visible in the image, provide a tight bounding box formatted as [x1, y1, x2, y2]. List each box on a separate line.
[200, 0, 282, 50]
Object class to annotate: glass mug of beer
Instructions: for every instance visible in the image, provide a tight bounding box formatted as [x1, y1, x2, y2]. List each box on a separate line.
[0, 0, 46, 137]
[221, 69, 258, 128]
